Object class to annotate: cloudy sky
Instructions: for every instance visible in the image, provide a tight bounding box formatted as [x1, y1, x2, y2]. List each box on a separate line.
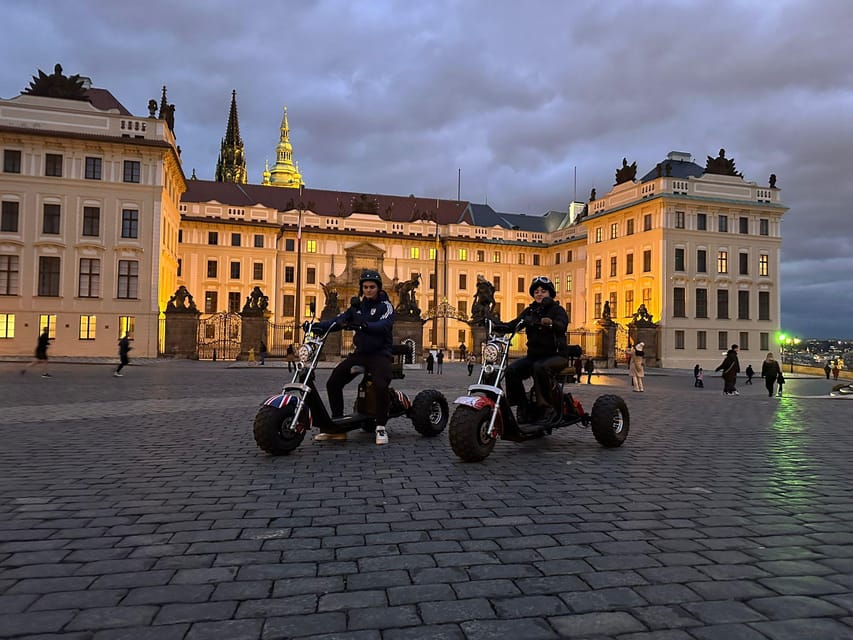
[2, 0, 851, 338]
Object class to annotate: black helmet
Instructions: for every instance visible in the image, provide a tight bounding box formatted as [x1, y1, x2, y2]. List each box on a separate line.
[529, 275, 556, 298]
[359, 270, 383, 289]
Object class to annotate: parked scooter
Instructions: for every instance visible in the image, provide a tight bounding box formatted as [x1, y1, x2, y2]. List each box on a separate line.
[253, 308, 449, 455]
[449, 319, 629, 462]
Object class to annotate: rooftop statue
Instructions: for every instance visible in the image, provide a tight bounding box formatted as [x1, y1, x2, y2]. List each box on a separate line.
[704, 148, 742, 177]
[23, 64, 87, 100]
[615, 157, 637, 185]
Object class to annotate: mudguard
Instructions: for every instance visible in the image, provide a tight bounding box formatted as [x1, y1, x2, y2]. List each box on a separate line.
[262, 393, 313, 429]
[453, 395, 495, 411]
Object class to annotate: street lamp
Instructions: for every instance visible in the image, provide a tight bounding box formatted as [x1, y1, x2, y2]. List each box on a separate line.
[777, 333, 800, 373]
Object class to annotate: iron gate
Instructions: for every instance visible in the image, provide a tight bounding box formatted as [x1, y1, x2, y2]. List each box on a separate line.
[197, 312, 241, 360]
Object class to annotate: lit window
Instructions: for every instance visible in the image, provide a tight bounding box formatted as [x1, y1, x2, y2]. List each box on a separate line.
[306, 240, 317, 253]
[759, 255, 769, 276]
[119, 316, 135, 339]
[410, 247, 420, 259]
[79, 315, 97, 340]
[717, 251, 728, 273]
[0, 313, 14, 338]
[39, 314, 57, 338]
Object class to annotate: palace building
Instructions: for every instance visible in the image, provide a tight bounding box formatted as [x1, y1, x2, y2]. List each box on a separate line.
[1, 68, 787, 368]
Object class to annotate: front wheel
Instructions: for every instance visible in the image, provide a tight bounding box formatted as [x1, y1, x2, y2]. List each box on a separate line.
[253, 405, 307, 455]
[448, 405, 496, 462]
[410, 390, 449, 437]
[590, 394, 629, 448]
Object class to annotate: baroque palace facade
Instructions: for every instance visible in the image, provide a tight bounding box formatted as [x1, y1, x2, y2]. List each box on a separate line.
[1, 68, 787, 368]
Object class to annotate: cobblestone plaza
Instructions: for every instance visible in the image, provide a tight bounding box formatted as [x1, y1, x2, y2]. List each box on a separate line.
[1, 361, 851, 639]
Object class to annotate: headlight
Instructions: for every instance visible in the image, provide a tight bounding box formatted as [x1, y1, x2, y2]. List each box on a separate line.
[297, 344, 313, 362]
[482, 343, 500, 364]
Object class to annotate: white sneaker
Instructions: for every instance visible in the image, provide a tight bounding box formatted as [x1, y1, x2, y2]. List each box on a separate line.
[114, 372, 123, 377]
[375, 426, 388, 445]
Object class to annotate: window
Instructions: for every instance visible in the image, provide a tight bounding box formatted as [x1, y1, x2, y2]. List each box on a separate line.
[429, 248, 437, 260]
[178, 230, 183, 243]
[626, 219, 634, 235]
[673, 287, 686, 317]
[697, 330, 707, 350]
[595, 227, 602, 243]
[695, 288, 708, 318]
[718, 215, 728, 233]
[285, 266, 294, 283]
[565, 274, 572, 292]
[78, 258, 100, 298]
[79, 315, 96, 340]
[231, 233, 241, 247]
[642, 288, 651, 308]
[1, 255, 19, 295]
[759, 254, 769, 277]
[43, 204, 61, 234]
[306, 240, 317, 253]
[85, 157, 102, 180]
[759, 219, 769, 236]
[122, 209, 139, 238]
[492, 251, 500, 263]
[493, 275, 501, 291]
[459, 248, 468, 261]
[718, 331, 728, 351]
[230, 261, 241, 279]
[675, 248, 685, 271]
[205, 291, 218, 313]
[228, 292, 241, 313]
[459, 274, 467, 290]
[518, 253, 525, 265]
[675, 211, 685, 229]
[555, 253, 561, 266]
[642, 250, 651, 272]
[3, 150, 21, 173]
[594, 259, 601, 279]
[39, 314, 57, 338]
[38, 256, 61, 296]
[119, 315, 135, 339]
[594, 292, 602, 319]
[610, 223, 618, 239]
[458, 300, 467, 316]
[207, 260, 217, 278]
[82, 206, 100, 236]
[716, 289, 729, 319]
[609, 292, 617, 319]
[643, 214, 652, 231]
[477, 250, 484, 262]
[759, 291, 770, 321]
[624, 290, 634, 317]
[566, 250, 573, 262]
[45, 153, 63, 177]
[208, 231, 218, 245]
[1, 201, 19, 232]
[697, 213, 707, 230]
[282, 295, 294, 316]
[697, 249, 707, 273]
[306, 267, 316, 284]
[123, 160, 140, 183]
[565, 301, 572, 323]
[738, 290, 750, 319]
[626, 253, 634, 275]
[739, 217, 749, 234]
[717, 250, 728, 274]
[533, 254, 540, 266]
[675, 330, 685, 350]
[410, 247, 420, 259]
[285, 238, 295, 251]
[253, 263, 263, 280]
[739, 252, 749, 275]
[610, 256, 617, 277]
[739, 332, 749, 351]
[117, 260, 139, 299]
[760, 332, 769, 351]
[304, 295, 316, 317]
[429, 273, 436, 289]
[0, 313, 15, 338]
[516, 302, 525, 316]
[254, 234, 264, 248]
[177, 259, 182, 277]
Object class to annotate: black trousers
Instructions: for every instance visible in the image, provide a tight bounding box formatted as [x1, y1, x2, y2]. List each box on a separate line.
[505, 355, 568, 407]
[327, 352, 393, 425]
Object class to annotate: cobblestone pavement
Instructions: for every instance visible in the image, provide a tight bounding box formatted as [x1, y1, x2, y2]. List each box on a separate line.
[1, 361, 851, 639]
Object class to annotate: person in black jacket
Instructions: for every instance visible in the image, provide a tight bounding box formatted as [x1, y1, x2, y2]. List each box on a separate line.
[497, 276, 570, 425]
[715, 344, 741, 395]
[760, 353, 781, 397]
[308, 270, 395, 445]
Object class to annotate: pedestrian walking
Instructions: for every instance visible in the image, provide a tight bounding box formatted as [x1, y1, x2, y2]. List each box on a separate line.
[426, 351, 434, 374]
[696, 367, 704, 388]
[584, 357, 595, 384]
[574, 356, 583, 384]
[776, 370, 786, 396]
[258, 340, 267, 365]
[824, 362, 832, 379]
[436, 349, 444, 374]
[114, 334, 131, 377]
[693, 364, 700, 386]
[23, 327, 52, 377]
[832, 364, 840, 381]
[629, 343, 645, 392]
[285, 344, 296, 372]
[745, 364, 754, 384]
[459, 343, 467, 361]
[466, 352, 476, 376]
[715, 344, 741, 395]
[761, 352, 781, 397]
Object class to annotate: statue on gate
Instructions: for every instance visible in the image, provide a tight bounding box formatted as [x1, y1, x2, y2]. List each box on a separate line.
[394, 273, 421, 318]
[470, 275, 496, 325]
[165, 285, 198, 313]
[630, 303, 655, 327]
[321, 281, 340, 314]
[242, 286, 269, 314]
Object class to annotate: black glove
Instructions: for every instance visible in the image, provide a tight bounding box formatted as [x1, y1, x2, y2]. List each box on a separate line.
[350, 320, 367, 331]
[522, 315, 539, 328]
[541, 296, 554, 308]
[350, 296, 361, 309]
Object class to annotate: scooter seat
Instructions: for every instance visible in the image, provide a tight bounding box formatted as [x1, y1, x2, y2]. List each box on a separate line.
[350, 365, 366, 375]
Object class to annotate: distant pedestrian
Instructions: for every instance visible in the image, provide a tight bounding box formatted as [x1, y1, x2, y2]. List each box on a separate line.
[715, 344, 741, 395]
[696, 367, 704, 388]
[285, 344, 296, 372]
[824, 362, 832, 379]
[466, 353, 476, 376]
[629, 343, 645, 392]
[459, 343, 467, 361]
[574, 356, 583, 384]
[23, 327, 52, 377]
[426, 351, 434, 374]
[258, 340, 267, 365]
[745, 364, 754, 384]
[436, 349, 444, 374]
[832, 364, 840, 381]
[114, 334, 131, 377]
[584, 357, 595, 384]
[693, 364, 700, 386]
[761, 352, 781, 397]
[776, 370, 785, 397]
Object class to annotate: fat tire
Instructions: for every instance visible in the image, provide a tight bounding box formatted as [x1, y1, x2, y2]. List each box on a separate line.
[448, 405, 496, 462]
[410, 389, 449, 437]
[253, 405, 306, 455]
[590, 394, 629, 448]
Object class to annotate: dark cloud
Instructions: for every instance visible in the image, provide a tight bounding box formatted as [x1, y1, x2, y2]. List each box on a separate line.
[2, 0, 851, 337]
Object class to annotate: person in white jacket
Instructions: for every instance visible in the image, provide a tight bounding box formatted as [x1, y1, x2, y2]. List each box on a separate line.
[629, 342, 646, 392]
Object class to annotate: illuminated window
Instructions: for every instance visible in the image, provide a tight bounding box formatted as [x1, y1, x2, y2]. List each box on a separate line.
[624, 290, 634, 316]
[119, 316, 135, 339]
[306, 240, 317, 253]
[595, 227, 602, 243]
[79, 315, 96, 340]
[610, 223, 618, 239]
[0, 313, 14, 338]
[429, 248, 437, 260]
[39, 314, 57, 338]
[565, 274, 572, 292]
[304, 295, 316, 317]
[717, 251, 728, 274]
[410, 247, 420, 259]
[759, 254, 769, 276]
[518, 253, 525, 265]
[492, 251, 500, 263]
[458, 248, 467, 261]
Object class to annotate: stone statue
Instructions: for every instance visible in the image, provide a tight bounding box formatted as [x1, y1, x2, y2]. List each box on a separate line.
[769, 173, 777, 188]
[602, 301, 611, 322]
[470, 275, 496, 325]
[241, 286, 269, 313]
[704, 148, 742, 177]
[23, 64, 87, 100]
[165, 285, 198, 313]
[631, 303, 655, 327]
[615, 157, 637, 184]
[147, 99, 158, 117]
[590, 188, 596, 201]
[321, 282, 339, 313]
[394, 273, 421, 318]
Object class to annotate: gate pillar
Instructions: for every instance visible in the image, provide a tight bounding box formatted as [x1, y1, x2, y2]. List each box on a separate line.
[163, 286, 200, 359]
[393, 317, 423, 364]
[240, 313, 270, 361]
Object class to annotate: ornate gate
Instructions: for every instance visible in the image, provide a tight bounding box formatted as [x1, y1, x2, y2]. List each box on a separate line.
[197, 312, 242, 360]
[615, 324, 631, 363]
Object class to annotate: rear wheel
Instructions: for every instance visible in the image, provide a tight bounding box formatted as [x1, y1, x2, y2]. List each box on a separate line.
[448, 405, 496, 462]
[590, 394, 629, 448]
[410, 389, 449, 437]
[253, 405, 307, 455]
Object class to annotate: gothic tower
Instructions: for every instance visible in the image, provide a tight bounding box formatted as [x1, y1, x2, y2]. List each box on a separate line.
[262, 106, 304, 188]
[214, 90, 247, 184]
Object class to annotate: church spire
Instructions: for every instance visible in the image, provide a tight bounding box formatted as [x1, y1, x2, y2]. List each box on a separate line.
[263, 106, 304, 188]
[215, 90, 247, 184]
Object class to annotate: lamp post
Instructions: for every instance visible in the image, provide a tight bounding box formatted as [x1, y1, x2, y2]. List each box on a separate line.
[778, 333, 800, 374]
